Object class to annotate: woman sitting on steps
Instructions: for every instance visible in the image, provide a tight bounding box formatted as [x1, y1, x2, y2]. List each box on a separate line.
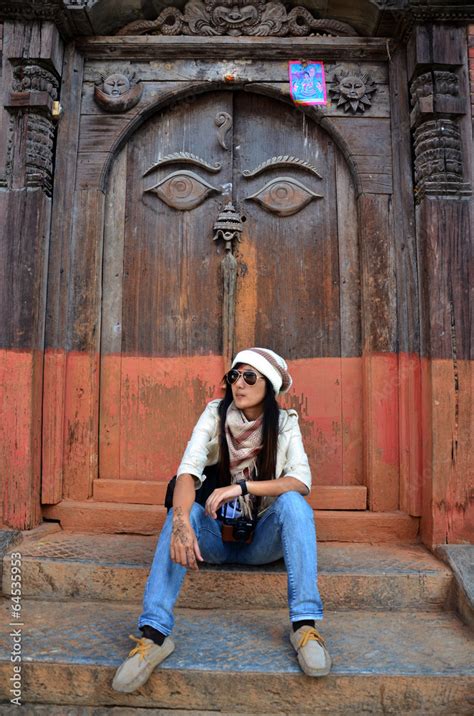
[112, 347, 331, 692]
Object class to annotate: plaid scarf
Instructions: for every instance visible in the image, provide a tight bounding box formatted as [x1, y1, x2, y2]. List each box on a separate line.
[225, 401, 263, 519]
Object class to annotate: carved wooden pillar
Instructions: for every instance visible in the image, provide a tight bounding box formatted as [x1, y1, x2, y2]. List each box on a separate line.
[407, 23, 473, 545]
[0, 20, 63, 528]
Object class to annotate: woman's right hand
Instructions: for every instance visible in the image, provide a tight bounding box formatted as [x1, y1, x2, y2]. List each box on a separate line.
[170, 506, 204, 570]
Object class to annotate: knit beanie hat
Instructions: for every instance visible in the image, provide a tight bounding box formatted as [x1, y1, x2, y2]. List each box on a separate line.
[231, 347, 292, 395]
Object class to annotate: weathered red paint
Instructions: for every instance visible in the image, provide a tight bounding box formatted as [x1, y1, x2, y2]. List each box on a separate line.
[399, 352, 423, 516]
[2, 346, 469, 543]
[62, 351, 100, 501]
[420, 357, 474, 545]
[41, 352, 403, 511]
[98, 354, 366, 487]
[42, 349, 67, 504]
[362, 353, 399, 511]
[93, 479, 368, 510]
[280, 357, 364, 487]
[100, 354, 226, 480]
[0, 348, 42, 528]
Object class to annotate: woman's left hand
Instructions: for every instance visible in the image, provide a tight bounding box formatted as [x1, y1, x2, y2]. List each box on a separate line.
[205, 484, 242, 519]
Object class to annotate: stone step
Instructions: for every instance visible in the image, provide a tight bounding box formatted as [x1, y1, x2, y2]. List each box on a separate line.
[0, 599, 472, 714]
[0, 708, 256, 716]
[2, 532, 453, 611]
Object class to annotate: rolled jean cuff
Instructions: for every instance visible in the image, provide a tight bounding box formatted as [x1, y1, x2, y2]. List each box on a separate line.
[290, 612, 324, 622]
[138, 618, 172, 637]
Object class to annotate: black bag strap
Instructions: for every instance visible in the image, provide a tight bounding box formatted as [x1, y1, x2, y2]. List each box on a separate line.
[164, 464, 219, 512]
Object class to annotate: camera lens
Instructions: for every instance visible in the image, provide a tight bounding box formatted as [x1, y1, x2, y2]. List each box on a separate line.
[233, 525, 249, 542]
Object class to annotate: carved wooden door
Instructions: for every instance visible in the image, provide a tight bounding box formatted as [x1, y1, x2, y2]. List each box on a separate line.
[97, 90, 364, 509]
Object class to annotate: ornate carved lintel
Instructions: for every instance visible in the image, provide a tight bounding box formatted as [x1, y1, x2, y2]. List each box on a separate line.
[1, 0, 472, 40]
[117, 0, 358, 38]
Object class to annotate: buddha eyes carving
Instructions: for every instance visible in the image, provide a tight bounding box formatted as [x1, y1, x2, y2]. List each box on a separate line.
[245, 177, 323, 217]
[142, 155, 323, 215]
[144, 170, 222, 211]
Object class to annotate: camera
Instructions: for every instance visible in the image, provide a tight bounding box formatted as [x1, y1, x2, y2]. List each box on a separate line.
[219, 499, 256, 543]
[221, 515, 256, 544]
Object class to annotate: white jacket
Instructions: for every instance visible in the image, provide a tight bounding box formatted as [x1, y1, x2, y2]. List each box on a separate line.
[176, 399, 312, 495]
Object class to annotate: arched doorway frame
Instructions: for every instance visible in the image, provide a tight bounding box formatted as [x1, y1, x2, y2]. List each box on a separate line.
[41, 37, 421, 540]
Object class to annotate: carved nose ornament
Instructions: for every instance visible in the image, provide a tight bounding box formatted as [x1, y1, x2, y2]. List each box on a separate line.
[212, 201, 243, 366]
[213, 201, 243, 252]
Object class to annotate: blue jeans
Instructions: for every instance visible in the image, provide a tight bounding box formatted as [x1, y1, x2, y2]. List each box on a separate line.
[138, 491, 323, 636]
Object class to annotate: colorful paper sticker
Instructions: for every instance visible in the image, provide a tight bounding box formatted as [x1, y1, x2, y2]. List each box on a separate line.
[289, 61, 326, 106]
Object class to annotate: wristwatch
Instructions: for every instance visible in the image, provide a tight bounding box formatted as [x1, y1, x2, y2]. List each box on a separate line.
[237, 479, 248, 496]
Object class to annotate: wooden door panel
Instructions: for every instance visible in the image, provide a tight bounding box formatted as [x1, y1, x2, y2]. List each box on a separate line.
[232, 92, 362, 487]
[100, 92, 232, 480]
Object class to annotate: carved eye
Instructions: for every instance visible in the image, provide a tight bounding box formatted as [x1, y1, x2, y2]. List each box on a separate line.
[145, 170, 221, 211]
[245, 176, 322, 217]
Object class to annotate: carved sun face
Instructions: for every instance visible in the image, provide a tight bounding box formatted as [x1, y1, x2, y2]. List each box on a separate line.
[330, 71, 377, 114]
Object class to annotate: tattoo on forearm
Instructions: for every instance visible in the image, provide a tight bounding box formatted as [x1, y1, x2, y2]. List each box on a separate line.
[172, 507, 192, 548]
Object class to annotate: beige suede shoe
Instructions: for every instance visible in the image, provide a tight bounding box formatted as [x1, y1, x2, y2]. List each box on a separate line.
[112, 634, 175, 693]
[290, 625, 332, 677]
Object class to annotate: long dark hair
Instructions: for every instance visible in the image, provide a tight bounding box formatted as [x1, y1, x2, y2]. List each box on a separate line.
[217, 370, 280, 487]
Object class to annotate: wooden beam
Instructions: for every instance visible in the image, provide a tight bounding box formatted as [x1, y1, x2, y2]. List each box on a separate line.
[389, 46, 423, 517]
[417, 199, 473, 546]
[408, 22, 473, 546]
[43, 43, 84, 505]
[76, 36, 389, 61]
[358, 194, 399, 512]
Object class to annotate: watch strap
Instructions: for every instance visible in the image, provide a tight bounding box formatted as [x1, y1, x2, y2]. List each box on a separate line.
[237, 479, 248, 496]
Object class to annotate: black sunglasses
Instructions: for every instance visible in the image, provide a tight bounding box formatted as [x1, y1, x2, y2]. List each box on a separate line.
[225, 368, 264, 387]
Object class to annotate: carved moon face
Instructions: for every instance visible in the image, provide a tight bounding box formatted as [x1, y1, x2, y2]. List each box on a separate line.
[103, 73, 131, 96]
